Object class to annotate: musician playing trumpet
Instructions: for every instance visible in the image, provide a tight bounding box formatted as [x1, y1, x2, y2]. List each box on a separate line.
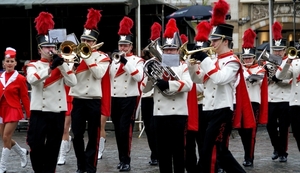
[68, 8, 111, 173]
[142, 19, 192, 173]
[109, 16, 144, 172]
[26, 12, 77, 173]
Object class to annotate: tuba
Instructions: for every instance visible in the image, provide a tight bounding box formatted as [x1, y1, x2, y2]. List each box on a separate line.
[257, 48, 282, 84]
[143, 38, 180, 97]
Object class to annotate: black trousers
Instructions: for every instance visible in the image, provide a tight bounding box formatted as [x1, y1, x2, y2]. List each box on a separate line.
[111, 96, 137, 164]
[141, 97, 157, 161]
[154, 115, 187, 173]
[238, 102, 259, 163]
[185, 104, 203, 173]
[71, 98, 101, 173]
[200, 108, 246, 173]
[27, 110, 65, 173]
[266, 102, 290, 157]
[289, 106, 300, 151]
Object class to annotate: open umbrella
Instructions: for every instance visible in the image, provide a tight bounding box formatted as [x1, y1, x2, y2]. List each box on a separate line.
[166, 4, 231, 21]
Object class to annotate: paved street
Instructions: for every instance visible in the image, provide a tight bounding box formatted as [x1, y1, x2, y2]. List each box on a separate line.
[4, 125, 300, 173]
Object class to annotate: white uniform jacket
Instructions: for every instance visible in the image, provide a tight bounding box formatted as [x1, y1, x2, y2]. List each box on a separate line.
[269, 57, 291, 102]
[26, 59, 77, 112]
[190, 52, 240, 111]
[276, 58, 300, 106]
[110, 54, 144, 97]
[188, 57, 217, 111]
[69, 51, 110, 99]
[142, 61, 192, 116]
[243, 65, 265, 104]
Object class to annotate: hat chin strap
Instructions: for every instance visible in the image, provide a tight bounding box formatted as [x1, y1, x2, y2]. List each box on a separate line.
[39, 45, 54, 59]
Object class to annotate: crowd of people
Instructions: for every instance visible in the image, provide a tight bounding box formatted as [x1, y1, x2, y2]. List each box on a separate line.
[1, 0, 300, 173]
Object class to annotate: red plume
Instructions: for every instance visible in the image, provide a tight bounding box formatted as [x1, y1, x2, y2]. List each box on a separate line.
[242, 29, 256, 49]
[118, 16, 134, 35]
[150, 22, 162, 41]
[163, 18, 178, 38]
[180, 34, 188, 44]
[84, 8, 102, 30]
[210, 0, 230, 26]
[34, 12, 55, 35]
[194, 21, 212, 42]
[272, 21, 282, 40]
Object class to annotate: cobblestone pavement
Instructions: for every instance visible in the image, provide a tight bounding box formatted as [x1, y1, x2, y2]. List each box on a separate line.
[4, 126, 300, 173]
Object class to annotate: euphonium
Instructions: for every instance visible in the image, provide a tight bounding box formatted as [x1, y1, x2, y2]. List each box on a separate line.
[257, 48, 283, 84]
[143, 38, 180, 97]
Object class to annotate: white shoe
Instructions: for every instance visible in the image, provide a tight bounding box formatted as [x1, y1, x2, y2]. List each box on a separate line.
[11, 143, 28, 168]
[57, 141, 67, 165]
[0, 148, 10, 173]
[98, 137, 106, 160]
[66, 136, 72, 153]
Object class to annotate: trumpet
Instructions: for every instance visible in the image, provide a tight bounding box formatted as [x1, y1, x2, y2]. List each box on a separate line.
[179, 42, 215, 62]
[111, 51, 126, 64]
[286, 47, 299, 59]
[59, 41, 104, 61]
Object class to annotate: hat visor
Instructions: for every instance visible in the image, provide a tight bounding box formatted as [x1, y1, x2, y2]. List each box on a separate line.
[161, 44, 178, 50]
[271, 46, 285, 50]
[209, 35, 222, 41]
[118, 40, 132, 44]
[242, 54, 255, 58]
[81, 35, 97, 41]
[40, 43, 56, 47]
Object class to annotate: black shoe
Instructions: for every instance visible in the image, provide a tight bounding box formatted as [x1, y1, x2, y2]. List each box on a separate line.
[279, 156, 287, 162]
[119, 164, 131, 172]
[149, 159, 158, 165]
[75, 170, 86, 173]
[242, 160, 253, 167]
[117, 162, 124, 169]
[272, 151, 278, 160]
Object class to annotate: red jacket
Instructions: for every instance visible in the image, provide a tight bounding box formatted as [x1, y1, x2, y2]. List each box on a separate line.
[0, 72, 30, 118]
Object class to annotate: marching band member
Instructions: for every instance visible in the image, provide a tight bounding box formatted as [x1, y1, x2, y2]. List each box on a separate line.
[139, 22, 161, 166]
[26, 12, 77, 173]
[238, 28, 268, 167]
[0, 47, 30, 173]
[266, 21, 291, 162]
[186, 20, 212, 173]
[275, 40, 300, 157]
[142, 18, 192, 173]
[190, 0, 255, 172]
[69, 8, 110, 173]
[109, 16, 144, 172]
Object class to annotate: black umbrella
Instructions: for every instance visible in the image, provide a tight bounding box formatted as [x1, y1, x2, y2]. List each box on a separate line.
[166, 5, 231, 21]
[256, 42, 270, 51]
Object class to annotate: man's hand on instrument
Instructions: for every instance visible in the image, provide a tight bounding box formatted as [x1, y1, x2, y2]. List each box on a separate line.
[50, 54, 64, 70]
[192, 51, 208, 62]
[271, 75, 282, 83]
[156, 79, 169, 91]
[120, 55, 127, 65]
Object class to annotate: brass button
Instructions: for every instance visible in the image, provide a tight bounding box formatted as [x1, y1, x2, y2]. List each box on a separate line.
[86, 93, 88, 95]
[59, 106, 61, 108]
[172, 99, 175, 101]
[158, 100, 160, 102]
[58, 91, 60, 93]
[172, 108, 175, 110]
[43, 98, 45, 100]
[86, 86, 88, 88]
[125, 93, 127, 95]
[125, 80, 127, 82]
[124, 86, 127, 89]
[59, 99, 61, 101]
[114, 80, 116, 82]
[114, 87, 116, 89]
[158, 108, 160, 110]
[114, 93, 116, 95]
[212, 96, 214, 98]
